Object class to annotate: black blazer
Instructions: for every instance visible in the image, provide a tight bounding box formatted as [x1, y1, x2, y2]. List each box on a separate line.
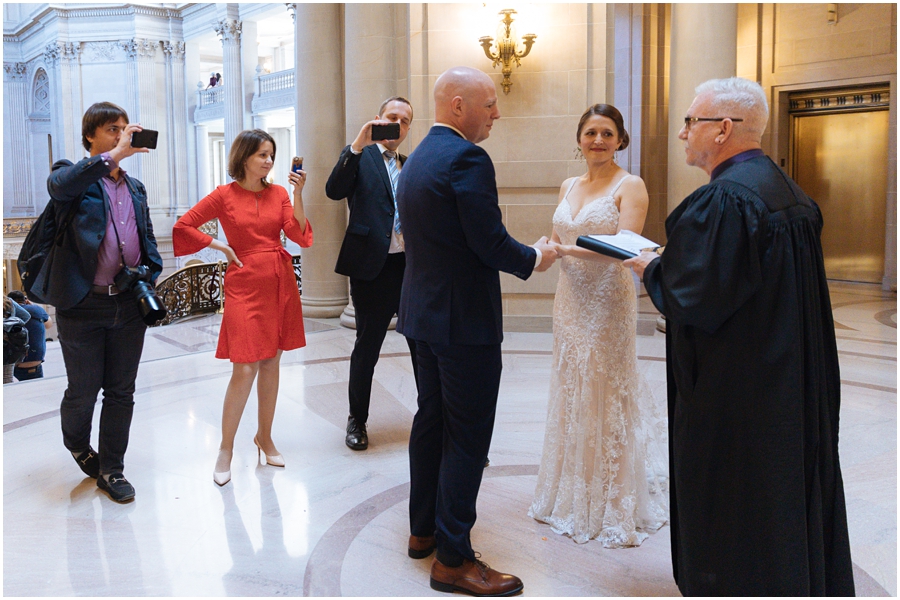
[326, 144, 405, 281]
[39, 156, 163, 311]
[396, 126, 536, 346]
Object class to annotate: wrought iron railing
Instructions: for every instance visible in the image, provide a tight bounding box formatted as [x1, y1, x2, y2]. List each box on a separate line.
[152, 255, 301, 327]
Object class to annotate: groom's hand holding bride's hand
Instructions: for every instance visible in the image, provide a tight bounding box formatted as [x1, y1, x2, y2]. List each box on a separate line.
[533, 236, 558, 272]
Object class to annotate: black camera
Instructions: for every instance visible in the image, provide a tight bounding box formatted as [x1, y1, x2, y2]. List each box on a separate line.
[114, 265, 167, 325]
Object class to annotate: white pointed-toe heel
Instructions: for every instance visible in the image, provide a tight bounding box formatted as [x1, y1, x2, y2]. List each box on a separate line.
[254, 436, 285, 467]
[213, 449, 232, 486]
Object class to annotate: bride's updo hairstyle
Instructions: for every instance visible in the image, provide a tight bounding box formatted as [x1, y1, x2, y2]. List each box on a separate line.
[576, 104, 630, 151]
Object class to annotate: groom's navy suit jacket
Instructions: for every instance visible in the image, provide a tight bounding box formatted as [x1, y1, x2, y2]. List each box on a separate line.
[396, 126, 536, 346]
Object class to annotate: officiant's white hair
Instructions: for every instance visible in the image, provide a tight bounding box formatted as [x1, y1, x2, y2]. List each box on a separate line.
[695, 77, 768, 141]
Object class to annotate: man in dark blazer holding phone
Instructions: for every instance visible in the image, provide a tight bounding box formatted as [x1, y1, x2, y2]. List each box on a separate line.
[326, 97, 418, 452]
[396, 67, 557, 596]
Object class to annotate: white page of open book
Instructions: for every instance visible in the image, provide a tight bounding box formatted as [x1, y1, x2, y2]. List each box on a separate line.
[587, 230, 658, 254]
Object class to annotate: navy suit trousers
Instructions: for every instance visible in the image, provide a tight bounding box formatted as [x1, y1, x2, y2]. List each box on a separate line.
[408, 339, 502, 564]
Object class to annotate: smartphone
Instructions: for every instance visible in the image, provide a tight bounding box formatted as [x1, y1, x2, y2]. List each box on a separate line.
[131, 129, 158, 149]
[371, 122, 400, 141]
[291, 156, 304, 173]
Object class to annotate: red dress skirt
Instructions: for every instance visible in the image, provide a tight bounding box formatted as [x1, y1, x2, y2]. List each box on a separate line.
[173, 182, 313, 363]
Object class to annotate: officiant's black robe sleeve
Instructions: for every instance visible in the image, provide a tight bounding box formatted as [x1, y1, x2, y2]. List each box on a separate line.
[643, 156, 855, 596]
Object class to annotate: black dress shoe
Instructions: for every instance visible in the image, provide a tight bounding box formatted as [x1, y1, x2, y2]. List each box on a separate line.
[73, 448, 100, 479]
[97, 473, 135, 503]
[345, 416, 368, 451]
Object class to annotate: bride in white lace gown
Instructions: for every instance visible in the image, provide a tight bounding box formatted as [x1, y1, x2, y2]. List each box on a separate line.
[529, 104, 668, 547]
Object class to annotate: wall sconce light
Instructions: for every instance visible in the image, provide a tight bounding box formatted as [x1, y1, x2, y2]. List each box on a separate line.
[826, 3, 838, 24]
[478, 9, 537, 95]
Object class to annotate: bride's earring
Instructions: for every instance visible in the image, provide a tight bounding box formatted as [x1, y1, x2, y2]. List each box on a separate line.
[574, 146, 584, 162]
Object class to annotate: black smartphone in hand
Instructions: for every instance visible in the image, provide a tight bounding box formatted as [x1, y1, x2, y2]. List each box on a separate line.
[131, 129, 158, 149]
[371, 122, 400, 141]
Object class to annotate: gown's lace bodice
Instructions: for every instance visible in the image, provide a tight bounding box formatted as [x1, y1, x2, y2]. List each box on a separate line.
[530, 174, 668, 547]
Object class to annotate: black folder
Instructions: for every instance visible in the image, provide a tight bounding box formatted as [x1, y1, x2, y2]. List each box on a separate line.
[575, 235, 638, 260]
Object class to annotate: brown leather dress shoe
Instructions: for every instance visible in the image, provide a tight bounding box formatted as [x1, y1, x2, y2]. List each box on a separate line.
[430, 557, 523, 596]
[408, 535, 437, 559]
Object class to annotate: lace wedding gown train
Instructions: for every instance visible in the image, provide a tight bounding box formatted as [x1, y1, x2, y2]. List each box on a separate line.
[529, 175, 669, 547]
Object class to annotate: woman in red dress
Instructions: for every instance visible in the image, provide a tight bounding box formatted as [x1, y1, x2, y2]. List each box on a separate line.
[173, 129, 313, 486]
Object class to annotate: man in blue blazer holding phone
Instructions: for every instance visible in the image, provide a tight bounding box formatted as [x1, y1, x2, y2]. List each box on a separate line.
[397, 66, 557, 596]
[326, 97, 418, 452]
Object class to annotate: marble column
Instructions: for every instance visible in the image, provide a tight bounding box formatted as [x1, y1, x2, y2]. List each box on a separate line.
[122, 38, 162, 206]
[184, 40, 202, 210]
[293, 3, 348, 318]
[195, 124, 210, 201]
[240, 20, 258, 131]
[216, 17, 244, 160]
[338, 3, 400, 327]
[4, 62, 33, 216]
[163, 41, 190, 215]
[667, 4, 737, 212]
[44, 41, 83, 164]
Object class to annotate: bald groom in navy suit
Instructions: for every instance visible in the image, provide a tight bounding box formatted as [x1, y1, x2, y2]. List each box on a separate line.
[396, 66, 557, 596]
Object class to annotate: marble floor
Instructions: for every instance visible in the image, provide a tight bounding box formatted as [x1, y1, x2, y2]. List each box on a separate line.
[3, 282, 895, 596]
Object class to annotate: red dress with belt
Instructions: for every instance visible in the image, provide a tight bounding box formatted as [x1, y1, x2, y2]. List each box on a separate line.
[173, 182, 313, 363]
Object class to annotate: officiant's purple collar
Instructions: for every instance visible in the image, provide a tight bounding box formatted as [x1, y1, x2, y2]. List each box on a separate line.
[711, 148, 765, 181]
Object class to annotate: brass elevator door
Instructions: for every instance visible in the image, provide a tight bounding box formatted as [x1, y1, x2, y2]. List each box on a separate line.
[792, 110, 888, 283]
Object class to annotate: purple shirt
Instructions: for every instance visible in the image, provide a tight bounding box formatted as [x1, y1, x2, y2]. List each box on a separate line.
[94, 153, 143, 286]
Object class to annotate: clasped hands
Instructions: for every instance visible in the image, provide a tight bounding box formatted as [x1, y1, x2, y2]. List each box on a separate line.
[533, 236, 560, 272]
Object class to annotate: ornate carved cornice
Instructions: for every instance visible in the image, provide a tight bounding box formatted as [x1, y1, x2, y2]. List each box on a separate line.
[3, 62, 28, 81]
[120, 38, 159, 60]
[43, 41, 82, 66]
[58, 6, 182, 20]
[214, 18, 242, 43]
[162, 41, 186, 62]
[83, 41, 120, 62]
[6, 6, 181, 42]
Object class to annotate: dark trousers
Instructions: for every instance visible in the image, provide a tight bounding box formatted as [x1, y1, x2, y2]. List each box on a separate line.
[57, 291, 147, 476]
[348, 252, 417, 423]
[408, 339, 502, 565]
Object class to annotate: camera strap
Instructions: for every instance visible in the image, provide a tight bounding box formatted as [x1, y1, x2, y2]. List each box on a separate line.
[108, 206, 129, 271]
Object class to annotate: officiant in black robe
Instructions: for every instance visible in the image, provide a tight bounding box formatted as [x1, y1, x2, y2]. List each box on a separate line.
[626, 78, 854, 596]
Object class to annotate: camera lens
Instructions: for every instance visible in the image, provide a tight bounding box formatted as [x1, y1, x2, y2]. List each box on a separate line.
[133, 280, 167, 325]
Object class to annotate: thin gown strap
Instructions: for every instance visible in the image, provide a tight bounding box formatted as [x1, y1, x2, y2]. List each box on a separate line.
[562, 178, 579, 201]
[609, 173, 632, 197]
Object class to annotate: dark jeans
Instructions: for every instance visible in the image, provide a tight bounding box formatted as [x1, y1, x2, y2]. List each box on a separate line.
[14, 364, 43, 380]
[57, 291, 147, 476]
[348, 252, 417, 424]
[408, 339, 501, 565]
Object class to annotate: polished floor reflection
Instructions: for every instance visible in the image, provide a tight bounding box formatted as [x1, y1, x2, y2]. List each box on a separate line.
[3, 282, 895, 596]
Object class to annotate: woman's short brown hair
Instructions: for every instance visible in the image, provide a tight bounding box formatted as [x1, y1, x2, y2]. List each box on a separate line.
[82, 102, 129, 152]
[576, 104, 630, 151]
[227, 129, 276, 186]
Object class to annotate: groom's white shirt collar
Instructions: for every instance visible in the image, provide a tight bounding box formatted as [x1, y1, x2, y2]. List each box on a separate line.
[434, 122, 467, 141]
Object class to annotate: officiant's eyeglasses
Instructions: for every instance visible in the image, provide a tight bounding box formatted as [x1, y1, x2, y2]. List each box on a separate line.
[683, 117, 743, 131]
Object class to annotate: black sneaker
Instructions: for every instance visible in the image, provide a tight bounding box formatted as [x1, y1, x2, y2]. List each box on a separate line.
[97, 473, 135, 503]
[73, 448, 100, 479]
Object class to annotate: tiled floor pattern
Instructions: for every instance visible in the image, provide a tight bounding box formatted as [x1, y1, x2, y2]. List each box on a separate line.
[3, 282, 894, 596]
